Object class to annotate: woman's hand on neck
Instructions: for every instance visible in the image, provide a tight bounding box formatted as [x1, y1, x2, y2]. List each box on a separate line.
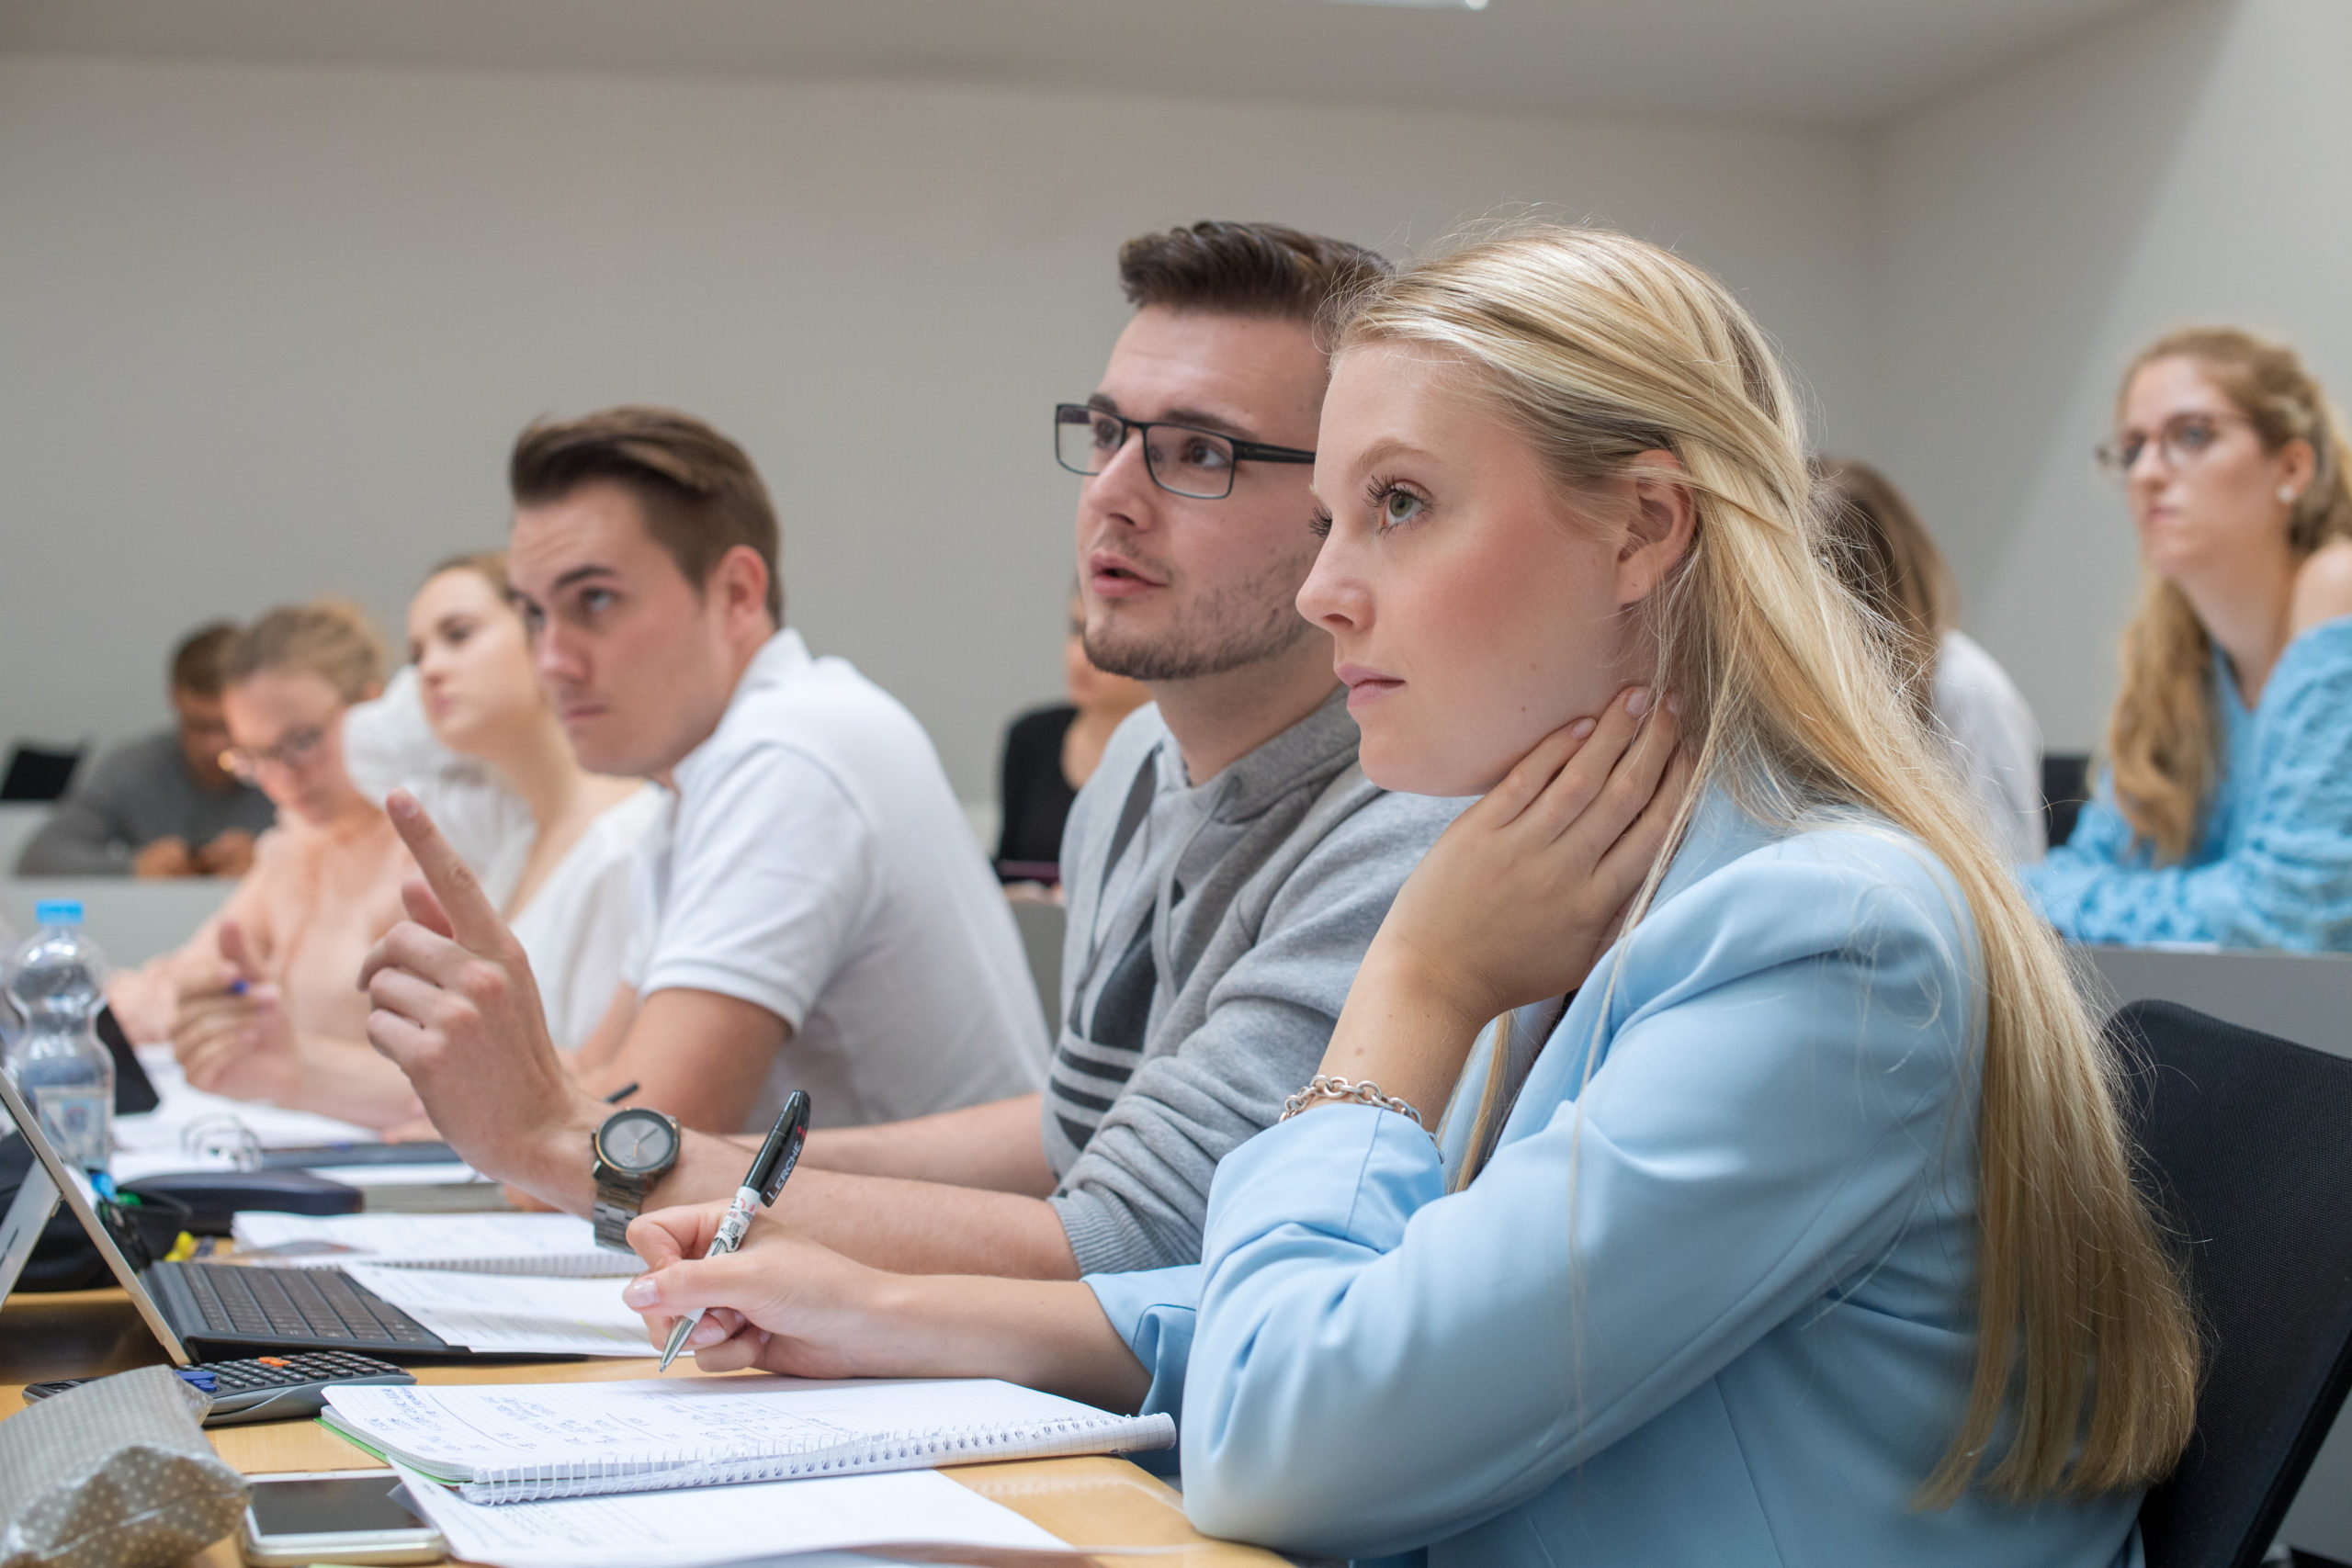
[1310, 690, 1691, 1124]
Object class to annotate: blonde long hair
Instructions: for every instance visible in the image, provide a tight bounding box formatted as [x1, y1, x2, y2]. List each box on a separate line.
[2106, 327, 2352, 863]
[1338, 228, 2197, 1506]
[224, 598, 387, 705]
[1814, 455, 1958, 728]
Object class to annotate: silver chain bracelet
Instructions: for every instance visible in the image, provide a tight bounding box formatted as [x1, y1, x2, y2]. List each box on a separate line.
[1281, 1074, 1431, 1139]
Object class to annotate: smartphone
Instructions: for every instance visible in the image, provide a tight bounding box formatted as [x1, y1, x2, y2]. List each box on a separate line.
[238, 1470, 446, 1566]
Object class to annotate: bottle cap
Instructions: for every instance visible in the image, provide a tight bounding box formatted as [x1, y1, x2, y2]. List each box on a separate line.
[32, 900, 84, 927]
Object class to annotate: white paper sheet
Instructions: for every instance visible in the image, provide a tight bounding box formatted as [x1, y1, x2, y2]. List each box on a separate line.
[393, 1461, 1067, 1568]
[117, 1047, 381, 1154]
[345, 1263, 660, 1357]
[232, 1211, 637, 1275]
[306, 1161, 489, 1187]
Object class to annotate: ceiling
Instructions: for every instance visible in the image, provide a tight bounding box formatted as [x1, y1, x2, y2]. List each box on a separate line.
[0, 0, 2154, 130]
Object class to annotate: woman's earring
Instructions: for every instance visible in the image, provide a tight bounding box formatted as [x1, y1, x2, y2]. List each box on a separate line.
[2279, 484, 2299, 504]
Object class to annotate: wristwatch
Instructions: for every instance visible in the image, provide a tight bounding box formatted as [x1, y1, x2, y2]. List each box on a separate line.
[591, 1106, 682, 1249]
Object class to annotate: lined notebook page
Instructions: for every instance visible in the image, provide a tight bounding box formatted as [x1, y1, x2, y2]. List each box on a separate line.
[326, 1375, 1175, 1502]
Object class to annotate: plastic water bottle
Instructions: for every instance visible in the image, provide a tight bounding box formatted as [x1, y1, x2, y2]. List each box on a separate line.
[5, 900, 115, 1174]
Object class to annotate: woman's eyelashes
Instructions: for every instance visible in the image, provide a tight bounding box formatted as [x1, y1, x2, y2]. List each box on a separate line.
[1367, 477, 1430, 532]
[1306, 479, 1431, 540]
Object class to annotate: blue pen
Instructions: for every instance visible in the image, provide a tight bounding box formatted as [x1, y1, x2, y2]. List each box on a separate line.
[659, 1091, 811, 1371]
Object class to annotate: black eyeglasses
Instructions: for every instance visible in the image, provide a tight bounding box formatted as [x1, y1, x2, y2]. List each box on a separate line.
[1054, 403, 1314, 500]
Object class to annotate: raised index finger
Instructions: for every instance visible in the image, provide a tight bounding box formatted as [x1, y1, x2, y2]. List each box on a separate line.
[383, 790, 508, 954]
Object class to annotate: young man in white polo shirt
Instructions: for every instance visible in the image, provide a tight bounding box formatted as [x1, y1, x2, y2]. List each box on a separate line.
[374, 408, 1045, 1153]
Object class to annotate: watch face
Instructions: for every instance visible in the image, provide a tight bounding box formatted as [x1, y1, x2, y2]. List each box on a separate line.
[598, 1109, 678, 1174]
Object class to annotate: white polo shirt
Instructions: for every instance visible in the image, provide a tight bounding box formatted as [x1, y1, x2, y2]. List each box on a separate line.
[620, 630, 1048, 1132]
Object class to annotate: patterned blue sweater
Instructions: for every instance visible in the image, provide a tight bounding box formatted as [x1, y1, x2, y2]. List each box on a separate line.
[2025, 615, 2352, 950]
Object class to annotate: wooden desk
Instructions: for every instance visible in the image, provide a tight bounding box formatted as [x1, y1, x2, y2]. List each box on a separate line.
[0, 1289, 1283, 1568]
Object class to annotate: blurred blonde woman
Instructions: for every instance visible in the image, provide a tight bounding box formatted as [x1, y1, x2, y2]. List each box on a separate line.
[110, 601, 423, 1123]
[396, 553, 655, 1054]
[1815, 455, 2046, 862]
[2027, 326, 2352, 947]
[621, 229, 2197, 1566]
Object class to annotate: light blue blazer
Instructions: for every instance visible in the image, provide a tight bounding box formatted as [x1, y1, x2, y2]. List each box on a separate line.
[1087, 790, 2146, 1567]
[2026, 615, 2352, 950]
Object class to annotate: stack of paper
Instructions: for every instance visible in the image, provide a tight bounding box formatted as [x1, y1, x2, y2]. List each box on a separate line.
[393, 1463, 1070, 1568]
[232, 1211, 639, 1276]
[345, 1267, 662, 1358]
[114, 1045, 500, 1209]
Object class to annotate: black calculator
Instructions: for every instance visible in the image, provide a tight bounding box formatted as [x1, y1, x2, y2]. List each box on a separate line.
[23, 1351, 415, 1427]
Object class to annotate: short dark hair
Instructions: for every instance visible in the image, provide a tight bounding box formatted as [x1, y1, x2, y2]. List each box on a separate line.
[169, 622, 242, 698]
[1117, 221, 1388, 334]
[508, 407, 782, 623]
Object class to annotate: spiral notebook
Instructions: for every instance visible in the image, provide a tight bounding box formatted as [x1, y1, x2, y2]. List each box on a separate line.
[321, 1374, 1176, 1504]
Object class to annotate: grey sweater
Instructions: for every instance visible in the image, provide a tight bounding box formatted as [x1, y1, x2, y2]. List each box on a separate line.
[1044, 688, 1463, 1275]
[16, 731, 277, 874]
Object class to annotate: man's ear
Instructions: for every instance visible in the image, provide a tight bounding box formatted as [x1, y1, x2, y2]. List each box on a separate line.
[713, 545, 775, 631]
[1615, 451, 1697, 608]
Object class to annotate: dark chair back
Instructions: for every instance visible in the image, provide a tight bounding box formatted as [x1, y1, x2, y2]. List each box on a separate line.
[2121, 1000, 2352, 1568]
[2043, 750, 2092, 848]
[0, 744, 83, 802]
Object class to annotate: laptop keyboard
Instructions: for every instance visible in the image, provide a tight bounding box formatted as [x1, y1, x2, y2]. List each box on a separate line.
[164, 1262, 441, 1348]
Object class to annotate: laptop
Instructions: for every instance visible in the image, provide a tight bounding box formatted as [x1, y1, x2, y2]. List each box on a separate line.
[0, 1068, 469, 1362]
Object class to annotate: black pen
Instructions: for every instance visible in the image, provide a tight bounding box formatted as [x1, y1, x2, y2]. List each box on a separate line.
[658, 1090, 811, 1371]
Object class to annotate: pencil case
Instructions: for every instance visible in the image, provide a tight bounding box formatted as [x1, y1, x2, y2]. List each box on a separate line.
[0, 1364, 250, 1567]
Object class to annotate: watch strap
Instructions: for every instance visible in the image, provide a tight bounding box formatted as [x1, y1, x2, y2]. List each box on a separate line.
[592, 1166, 650, 1250]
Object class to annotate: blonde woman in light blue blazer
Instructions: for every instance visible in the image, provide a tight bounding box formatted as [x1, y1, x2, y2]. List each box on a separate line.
[624, 228, 2200, 1568]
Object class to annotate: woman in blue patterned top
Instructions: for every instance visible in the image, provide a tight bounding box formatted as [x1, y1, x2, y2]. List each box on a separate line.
[622, 228, 2199, 1568]
[2027, 327, 2352, 948]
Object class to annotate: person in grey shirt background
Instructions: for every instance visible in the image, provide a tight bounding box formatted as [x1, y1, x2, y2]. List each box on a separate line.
[17, 623, 277, 877]
[358, 219, 1461, 1292]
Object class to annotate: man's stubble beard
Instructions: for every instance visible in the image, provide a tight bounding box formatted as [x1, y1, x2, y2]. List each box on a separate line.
[1084, 576, 1317, 683]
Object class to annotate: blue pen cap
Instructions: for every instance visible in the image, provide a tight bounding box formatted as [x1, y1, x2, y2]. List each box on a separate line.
[33, 900, 84, 927]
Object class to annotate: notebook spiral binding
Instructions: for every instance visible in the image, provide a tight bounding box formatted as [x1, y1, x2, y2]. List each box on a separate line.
[458, 1412, 1176, 1505]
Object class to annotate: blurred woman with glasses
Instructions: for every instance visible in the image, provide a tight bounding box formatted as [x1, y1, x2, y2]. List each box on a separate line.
[110, 600, 426, 1122]
[2025, 326, 2352, 949]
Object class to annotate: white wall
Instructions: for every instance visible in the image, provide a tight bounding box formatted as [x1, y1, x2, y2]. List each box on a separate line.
[1872, 0, 2352, 750]
[0, 54, 1875, 800]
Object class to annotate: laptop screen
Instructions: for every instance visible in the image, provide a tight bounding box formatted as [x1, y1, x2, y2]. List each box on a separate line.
[0, 1070, 191, 1364]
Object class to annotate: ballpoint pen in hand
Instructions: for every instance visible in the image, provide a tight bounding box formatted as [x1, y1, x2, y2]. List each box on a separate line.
[659, 1089, 811, 1371]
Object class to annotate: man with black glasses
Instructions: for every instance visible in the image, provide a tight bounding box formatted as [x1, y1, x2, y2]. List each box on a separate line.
[365, 221, 1458, 1288]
